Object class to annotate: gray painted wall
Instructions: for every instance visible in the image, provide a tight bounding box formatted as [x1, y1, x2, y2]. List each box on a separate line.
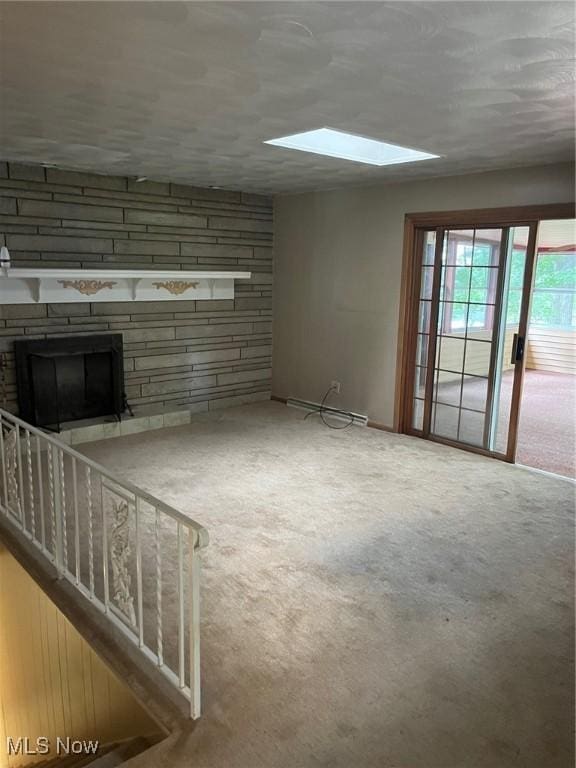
[273, 162, 575, 426]
[0, 162, 273, 416]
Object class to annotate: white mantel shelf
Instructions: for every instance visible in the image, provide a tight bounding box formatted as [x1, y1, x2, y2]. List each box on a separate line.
[0, 267, 251, 304]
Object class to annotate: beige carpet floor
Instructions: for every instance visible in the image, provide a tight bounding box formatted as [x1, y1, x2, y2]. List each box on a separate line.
[80, 401, 575, 768]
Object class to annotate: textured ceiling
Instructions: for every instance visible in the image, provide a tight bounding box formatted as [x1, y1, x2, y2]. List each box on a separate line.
[0, 1, 574, 194]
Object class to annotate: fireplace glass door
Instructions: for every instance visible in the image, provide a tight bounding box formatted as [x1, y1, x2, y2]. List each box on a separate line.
[14, 334, 124, 431]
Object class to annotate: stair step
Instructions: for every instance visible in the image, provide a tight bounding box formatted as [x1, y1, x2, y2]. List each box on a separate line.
[25, 737, 152, 768]
[27, 743, 116, 768]
[86, 737, 152, 767]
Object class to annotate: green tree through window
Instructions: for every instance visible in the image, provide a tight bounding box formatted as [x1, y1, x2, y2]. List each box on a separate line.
[530, 252, 576, 329]
[506, 250, 575, 330]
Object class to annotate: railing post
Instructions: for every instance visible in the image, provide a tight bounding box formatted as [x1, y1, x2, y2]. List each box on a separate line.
[51, 444, 64, 577]
[189, 528, 201, 719]
[15, 426, 24, 526]
[59, 447, 68, 570]
[36, 434, 45, 550]
[135, 497, 144, 648]
[25, 431, 35, 540]
[101, 475, 110, 613]
[177, 522, 185, 689]
[72, 457, 80, 584]
[155, 508, 163, 667]
[0, 414, 7, 511]
[86, 465, 94, 598]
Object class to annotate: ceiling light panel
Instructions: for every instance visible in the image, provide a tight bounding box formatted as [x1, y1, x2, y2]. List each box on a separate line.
[264, 128, 440, 167]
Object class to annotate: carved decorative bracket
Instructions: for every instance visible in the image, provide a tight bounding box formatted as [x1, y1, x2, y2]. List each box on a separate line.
[152, 280, 199, 295]
[58, 279, 116, 296]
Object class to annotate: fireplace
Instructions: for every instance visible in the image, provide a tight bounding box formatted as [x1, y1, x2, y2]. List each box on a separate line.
[14, 334, 125, 431]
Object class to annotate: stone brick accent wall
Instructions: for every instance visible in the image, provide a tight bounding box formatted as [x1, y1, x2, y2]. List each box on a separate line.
[0, 161, 273, 417]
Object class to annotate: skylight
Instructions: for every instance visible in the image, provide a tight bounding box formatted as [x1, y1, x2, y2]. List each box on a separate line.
[264, 128, 439, 167]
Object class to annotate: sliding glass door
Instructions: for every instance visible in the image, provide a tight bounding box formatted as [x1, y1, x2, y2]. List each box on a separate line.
[409, 223, 537, 459]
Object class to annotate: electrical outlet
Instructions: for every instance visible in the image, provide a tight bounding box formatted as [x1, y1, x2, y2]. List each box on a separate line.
[331, 380, 341, 394]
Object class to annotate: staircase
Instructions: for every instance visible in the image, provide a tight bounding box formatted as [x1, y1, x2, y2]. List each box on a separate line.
[26, 737, 154, 768]
[0, 406, 209, 766]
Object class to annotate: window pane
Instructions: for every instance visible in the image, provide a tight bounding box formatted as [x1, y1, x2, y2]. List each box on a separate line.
[469, 267, 497, 305]
[472, 242, 494, 267]
[461, 375, 489, 411]
[533, 252, 575, 290]
[474, 230, 503, 266]
[509, 248, 527, 289]
[456, 242, 474, 265]
[412, 398, 424, 430]
[458, 409, 485, 446]
[435, 370, 462, 407]
[464, 340, 492, 376]
[493, 368, 514, 454]
[422, 231, 436, 265]
[467, 327, 492, 343]
[530, 250, 575, 329]
[449, 266, 472, 302]
[443, 231, 474, 265]
[505, 288, 523, 326]
[467, 304, 495, 332]
[416, 334, 429, 367]
[530, 291, 576, 328]
[439, 302, 468, 333]
[433, 403, 459, 440]
[414, 366, 427, 398]
[418, 300, 431, 333]
[437, 336, 465, 372]
[420, 267, 434, 299]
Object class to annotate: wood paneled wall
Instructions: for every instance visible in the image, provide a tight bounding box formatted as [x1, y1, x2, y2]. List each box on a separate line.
[0, 544, 157, 767]
[526, 328, 576, 374]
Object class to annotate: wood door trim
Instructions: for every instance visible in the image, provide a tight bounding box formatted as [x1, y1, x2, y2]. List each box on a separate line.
[394, 218, 419, 432]
[404, 203, 574, 228]
[426, 433, 511, 462]
[506, 222, 539, 460]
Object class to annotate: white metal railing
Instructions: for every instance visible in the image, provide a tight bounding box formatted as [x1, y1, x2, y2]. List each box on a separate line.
[0, 408, 209, 719]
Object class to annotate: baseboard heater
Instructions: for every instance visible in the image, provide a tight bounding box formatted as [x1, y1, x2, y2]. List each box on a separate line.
[286, 397, 368, 427]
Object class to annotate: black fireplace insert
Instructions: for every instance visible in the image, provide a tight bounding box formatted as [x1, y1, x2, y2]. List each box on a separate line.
[14, 334, 125, 431]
